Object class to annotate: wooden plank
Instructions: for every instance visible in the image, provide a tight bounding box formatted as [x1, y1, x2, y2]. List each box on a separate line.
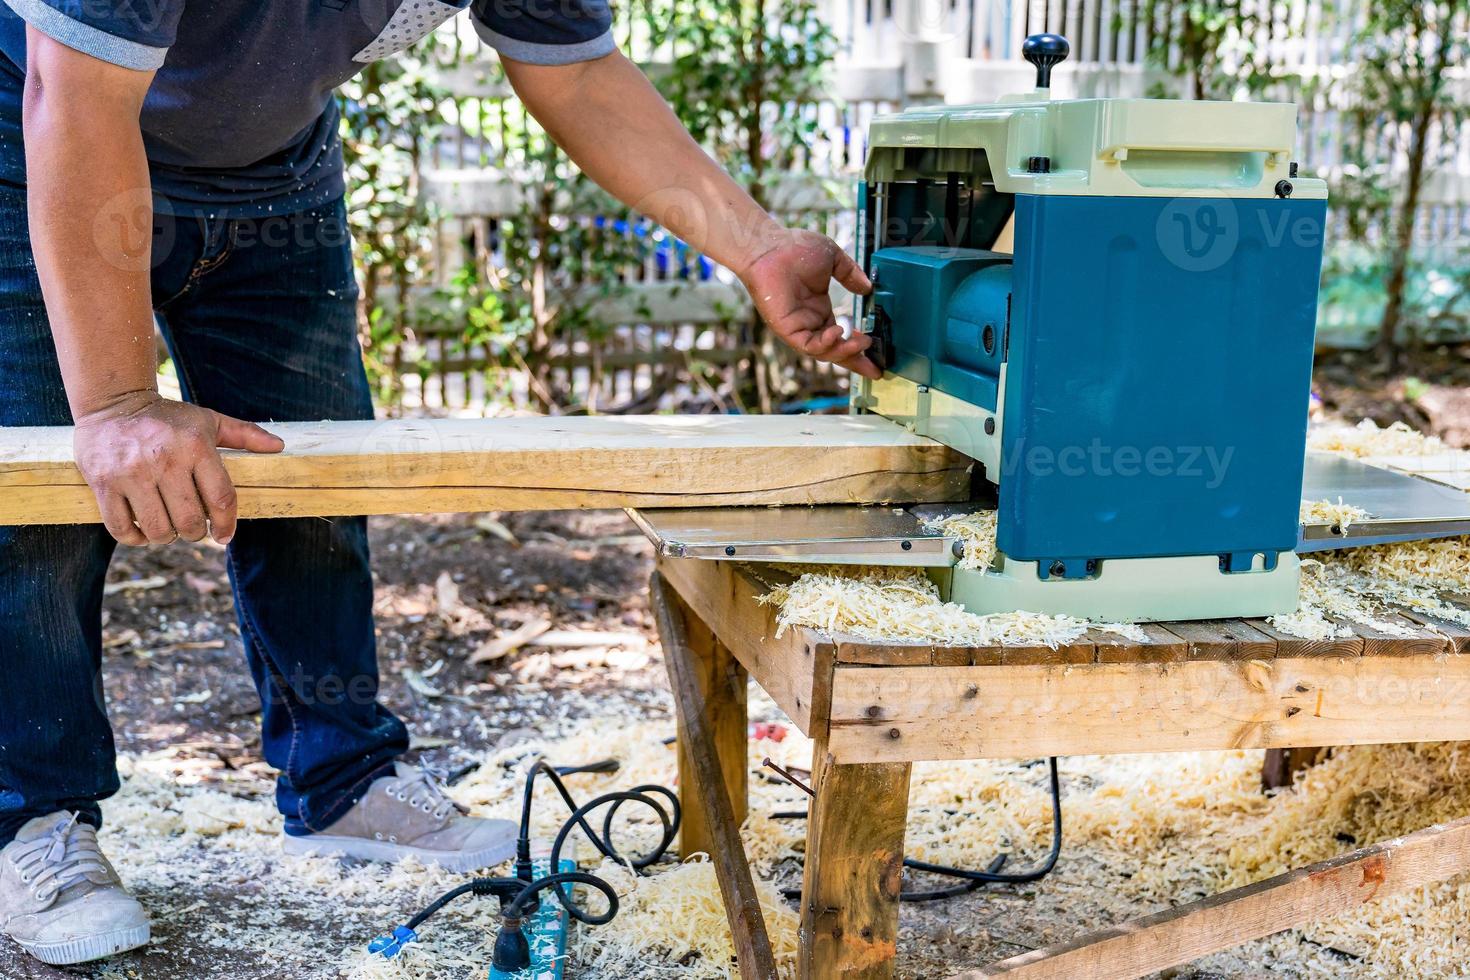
[656, 557, 834, 737]
[799, 741, 911, 980]
[1246, 617, 1366, 658]
[830, 635, 1094, 667]
[1348, 615, 1453, 658]
[1091, 623, 1188, 663]
[1400, 609, 1470, 654]
[1168, 619, 1278, 661]
[0, 416, 971, 525]
[825, 654, 1470, 763]
[999, 639, 1095, 666]
[830, 634, 937, 667]
[957, 814, 1470, 980]
[652, 572, 778, 980]
[664, 585, 750, 860]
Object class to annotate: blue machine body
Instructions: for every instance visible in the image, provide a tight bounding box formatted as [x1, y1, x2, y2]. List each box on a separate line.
[870, 246, 1010, 412]
[871, 192, 1326, 571]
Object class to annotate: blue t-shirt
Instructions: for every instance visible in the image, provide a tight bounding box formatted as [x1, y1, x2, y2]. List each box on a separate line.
[0, 0, 615, 216]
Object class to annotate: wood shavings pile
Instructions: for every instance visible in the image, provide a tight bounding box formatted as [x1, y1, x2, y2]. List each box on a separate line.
[1307, 418, 1448, 457]
[759, 567, 1146, 648]
[921, 510, 997, 570]
[1274, 418, 1470, 641]
[63, 700, 1470, 979]
[575, 858, 800, 978]
[1301, 497, 1370, 531]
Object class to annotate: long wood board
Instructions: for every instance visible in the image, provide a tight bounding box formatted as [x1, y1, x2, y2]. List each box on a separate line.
[0, 416, 970, 524]
[827, 653, 1470, 763]
[959, 814, 1470, 980]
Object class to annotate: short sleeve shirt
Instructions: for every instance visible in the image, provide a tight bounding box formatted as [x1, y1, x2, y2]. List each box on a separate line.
[0, 0, 616, 215]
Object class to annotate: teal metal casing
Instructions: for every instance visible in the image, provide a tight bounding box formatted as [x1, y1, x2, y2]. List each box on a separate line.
[869, 192, 1326, 573]
[870, 247, 1010, 413]
[1001, 193, 1325, 568]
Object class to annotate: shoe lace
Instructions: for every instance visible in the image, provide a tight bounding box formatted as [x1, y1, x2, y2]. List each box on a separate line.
[10, 814, 110, 905]
[391, 768, 466, 823]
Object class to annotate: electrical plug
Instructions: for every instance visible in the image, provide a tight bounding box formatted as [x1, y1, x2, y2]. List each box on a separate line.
[368, 925, 418, 959]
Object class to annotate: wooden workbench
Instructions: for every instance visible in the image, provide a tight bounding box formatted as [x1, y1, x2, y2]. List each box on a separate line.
[652, 556, 1470, 980]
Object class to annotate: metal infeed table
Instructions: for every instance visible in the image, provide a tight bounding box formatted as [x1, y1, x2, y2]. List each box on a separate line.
[648, 556, 1470, 980]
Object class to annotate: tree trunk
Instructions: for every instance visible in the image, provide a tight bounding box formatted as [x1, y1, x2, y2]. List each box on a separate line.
[1378, 103, 1432, 370]
[1377, 11, 1453, 369]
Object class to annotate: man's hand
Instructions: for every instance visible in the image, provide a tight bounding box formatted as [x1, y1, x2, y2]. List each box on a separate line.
[738, 230, 879, 380]
[74, 392, 285, 547]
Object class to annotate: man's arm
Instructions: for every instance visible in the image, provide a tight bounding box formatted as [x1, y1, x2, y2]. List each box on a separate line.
[23, 29, 281, 546]
[501, 52, 880, 379]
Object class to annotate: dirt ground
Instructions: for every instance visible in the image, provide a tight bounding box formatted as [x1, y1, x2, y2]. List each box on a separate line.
[1314, 345, 1470, 447]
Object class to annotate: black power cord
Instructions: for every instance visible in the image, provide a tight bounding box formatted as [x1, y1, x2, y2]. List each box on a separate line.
[369, 754, 679, 971]
[773, 757, 1064, 902]
[372, 753, 1063, 966]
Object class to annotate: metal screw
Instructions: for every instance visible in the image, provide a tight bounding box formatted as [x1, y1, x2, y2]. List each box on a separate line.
[725, 546, 737, 556]
[984, 417, 996, 435]
[1049, 560, 1067, 577]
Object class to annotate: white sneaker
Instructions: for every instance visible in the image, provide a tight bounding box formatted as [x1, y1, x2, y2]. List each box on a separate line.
[0, 812, 150, 965]
[282, 763, 517, 873]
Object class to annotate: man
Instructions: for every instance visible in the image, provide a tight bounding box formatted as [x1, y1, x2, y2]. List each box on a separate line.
[0, 0, 880, 966]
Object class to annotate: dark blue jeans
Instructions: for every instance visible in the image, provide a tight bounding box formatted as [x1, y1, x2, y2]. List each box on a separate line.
[0, 180, 408, 843]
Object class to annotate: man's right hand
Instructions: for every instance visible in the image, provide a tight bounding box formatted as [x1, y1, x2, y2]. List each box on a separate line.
[73, 392, 285, 547]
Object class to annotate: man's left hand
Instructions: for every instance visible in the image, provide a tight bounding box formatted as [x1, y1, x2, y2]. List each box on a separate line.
[738, 230, 880, 380]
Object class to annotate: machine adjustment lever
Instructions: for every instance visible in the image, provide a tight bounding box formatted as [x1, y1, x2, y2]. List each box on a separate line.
[1022, 33, 1070, 89]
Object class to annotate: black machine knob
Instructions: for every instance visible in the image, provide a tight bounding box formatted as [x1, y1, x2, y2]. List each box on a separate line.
[1022, 33, 1070, 89]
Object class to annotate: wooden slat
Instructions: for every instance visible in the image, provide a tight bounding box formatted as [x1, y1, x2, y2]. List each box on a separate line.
[1169, 619, 1278, 661]
[1400, 609, 1470, 654]
[1348, 614, 1453, 657]
[1091, 623, 1188, 663]
[958, 814, 1470, 980]
[999, 638, 1095, 666]
[830, 635, 1094, 667]
[825, 654, 1470, 763]
[0, 416, 971, 525]
[831, 635, 939, 667]
[652, 573, 778, 980]
[1246, 617, 1366, 658]
[656, 558, 834, 736]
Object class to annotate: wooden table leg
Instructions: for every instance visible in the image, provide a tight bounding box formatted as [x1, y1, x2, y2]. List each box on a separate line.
[671, 587, 750, 857]
[799, 740, 912, 980]
[651, 572, 777, 980]
[1261, 746, 1331, 791]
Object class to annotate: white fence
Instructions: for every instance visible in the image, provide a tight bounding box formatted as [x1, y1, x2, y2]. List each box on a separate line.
[393, 1, 1468, 410]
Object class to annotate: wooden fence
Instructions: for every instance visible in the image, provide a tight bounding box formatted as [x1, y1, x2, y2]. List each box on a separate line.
[376, 0, 1469, 414]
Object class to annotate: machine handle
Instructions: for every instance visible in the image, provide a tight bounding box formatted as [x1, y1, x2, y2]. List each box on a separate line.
[1022, 33, 1070, 89]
